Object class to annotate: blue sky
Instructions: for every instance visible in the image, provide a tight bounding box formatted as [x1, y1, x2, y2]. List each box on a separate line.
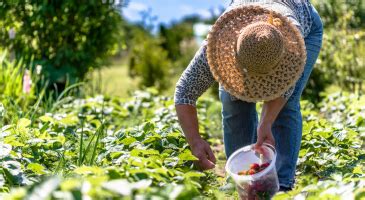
[123, 0, 231, 25]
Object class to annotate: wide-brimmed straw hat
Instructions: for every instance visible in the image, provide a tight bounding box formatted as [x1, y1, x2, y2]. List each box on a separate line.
[207, 4, 306, 102]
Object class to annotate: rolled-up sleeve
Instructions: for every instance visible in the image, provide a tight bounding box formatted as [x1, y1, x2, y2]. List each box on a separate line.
[174, 41, 216, 107]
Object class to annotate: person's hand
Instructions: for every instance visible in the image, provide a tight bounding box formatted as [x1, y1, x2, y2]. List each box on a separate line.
[190, 138, 216, 170]
[254, 122, 275, 150]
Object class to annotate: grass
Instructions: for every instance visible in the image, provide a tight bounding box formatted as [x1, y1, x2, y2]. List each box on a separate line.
[89, 58, 180, 98]
[90, 57, 213, 99]
[89, 58, 140, 98]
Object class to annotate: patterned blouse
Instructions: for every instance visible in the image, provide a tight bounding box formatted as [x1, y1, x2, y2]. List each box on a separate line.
[174, 0, 313, 106]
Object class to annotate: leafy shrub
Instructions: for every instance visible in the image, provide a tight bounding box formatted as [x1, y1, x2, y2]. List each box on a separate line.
[0, 1, 124, 86]
[159, 21, 195, 62]
[128, 28, 171, 91]
[303, 0, 365, 102]
[312, 0, 365, 28]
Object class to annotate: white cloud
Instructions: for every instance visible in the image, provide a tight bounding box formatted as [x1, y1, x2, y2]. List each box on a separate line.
[123, 2, 148, 22]
[179, 4, 212, 19]
[128, 2, 148, 11]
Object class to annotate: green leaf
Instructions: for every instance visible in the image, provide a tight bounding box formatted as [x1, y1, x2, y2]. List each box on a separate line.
[60, 179, 81, 191]
[183, 171, 205, 179]
[110, 152, 123, 159]
[142, 137, 157, 144]
[27, 163, 46, 175]
[121, 137, 137, 146]
[355, 188, 365, 200]
[17, 118, 31, 129]
[130, 149, 159, 156]
[74, 166, 104, 176]
[353, 166, 363, 174]
[166, 132, 181, 139]
[4, 136, 24, 147]
[143, 122, 155, 132]
[356, 116, 364, 126]
[39, 115, 54, 123]
[59, 115, 79, 126]
[178, 150, 198, 163]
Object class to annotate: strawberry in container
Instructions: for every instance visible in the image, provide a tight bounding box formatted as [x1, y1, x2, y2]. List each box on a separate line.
[226, 143, 280, 200]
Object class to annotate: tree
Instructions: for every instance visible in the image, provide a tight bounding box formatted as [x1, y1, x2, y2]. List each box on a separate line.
[0, 0, 124, 90]
[128, 26, 171, 91]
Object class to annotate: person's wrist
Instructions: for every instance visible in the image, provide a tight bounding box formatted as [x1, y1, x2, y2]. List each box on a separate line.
[188, 135, 204, 149]
[259, 120, 273, 127]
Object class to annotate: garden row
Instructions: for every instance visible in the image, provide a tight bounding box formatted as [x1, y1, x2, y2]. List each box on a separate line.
[0, 89, 364, 199]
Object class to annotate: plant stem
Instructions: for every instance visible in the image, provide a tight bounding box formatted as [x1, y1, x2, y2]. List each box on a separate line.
[89, 100, 106, 166]
[78, 118, 85, 166]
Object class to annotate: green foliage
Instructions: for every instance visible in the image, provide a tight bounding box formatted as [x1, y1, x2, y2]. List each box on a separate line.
[312, 0, 365, 28]
[0, 87, 364, 199]
[159, 23, 192, 61]
[319, 91, 365, 129]
[0, 51, 37, 124]
[159, 21, 199, 78]
[159, 20, 195, 61]
[274, 176, 365, 200]
[0, 89, 222, 199]
[303, 0, 365, 102]
[273, 91, 365, 199]
[0, 1, 124, 85]
[316, 28, 364, 92]
[298, 119, 363, 178]
[1, 1, 365, 197]
[128, 27, 171, 91]
[126, 16, 203, 92]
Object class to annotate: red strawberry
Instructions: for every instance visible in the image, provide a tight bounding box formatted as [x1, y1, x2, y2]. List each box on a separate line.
[261, 163, 270, 168]
[248, 169, 256, 175]
[250, 163, 260, 170]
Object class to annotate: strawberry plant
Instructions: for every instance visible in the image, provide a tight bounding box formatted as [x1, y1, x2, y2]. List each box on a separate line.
[0, 88, 364, 199]
[0, 89, 223, 199]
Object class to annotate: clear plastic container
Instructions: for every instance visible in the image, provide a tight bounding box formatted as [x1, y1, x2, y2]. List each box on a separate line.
[225, 143, 279, 200]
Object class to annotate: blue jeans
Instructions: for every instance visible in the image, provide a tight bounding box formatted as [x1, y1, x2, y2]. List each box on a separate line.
[219, 5, 323, 188]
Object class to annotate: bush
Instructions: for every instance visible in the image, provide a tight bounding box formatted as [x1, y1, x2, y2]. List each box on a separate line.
[303, 0, 365, 103]
[128, 27, 171, 91]
[0, 1, 124, 87]
[312, 0, 365, 28]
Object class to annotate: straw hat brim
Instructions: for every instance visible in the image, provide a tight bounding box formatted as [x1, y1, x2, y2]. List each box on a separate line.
[207, 5, 306, 102]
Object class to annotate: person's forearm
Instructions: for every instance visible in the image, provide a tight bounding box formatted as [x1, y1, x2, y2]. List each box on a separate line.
[175, 104, 216, 169]
[175, 104, 202, 145]
[260, 97, 287, 125]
